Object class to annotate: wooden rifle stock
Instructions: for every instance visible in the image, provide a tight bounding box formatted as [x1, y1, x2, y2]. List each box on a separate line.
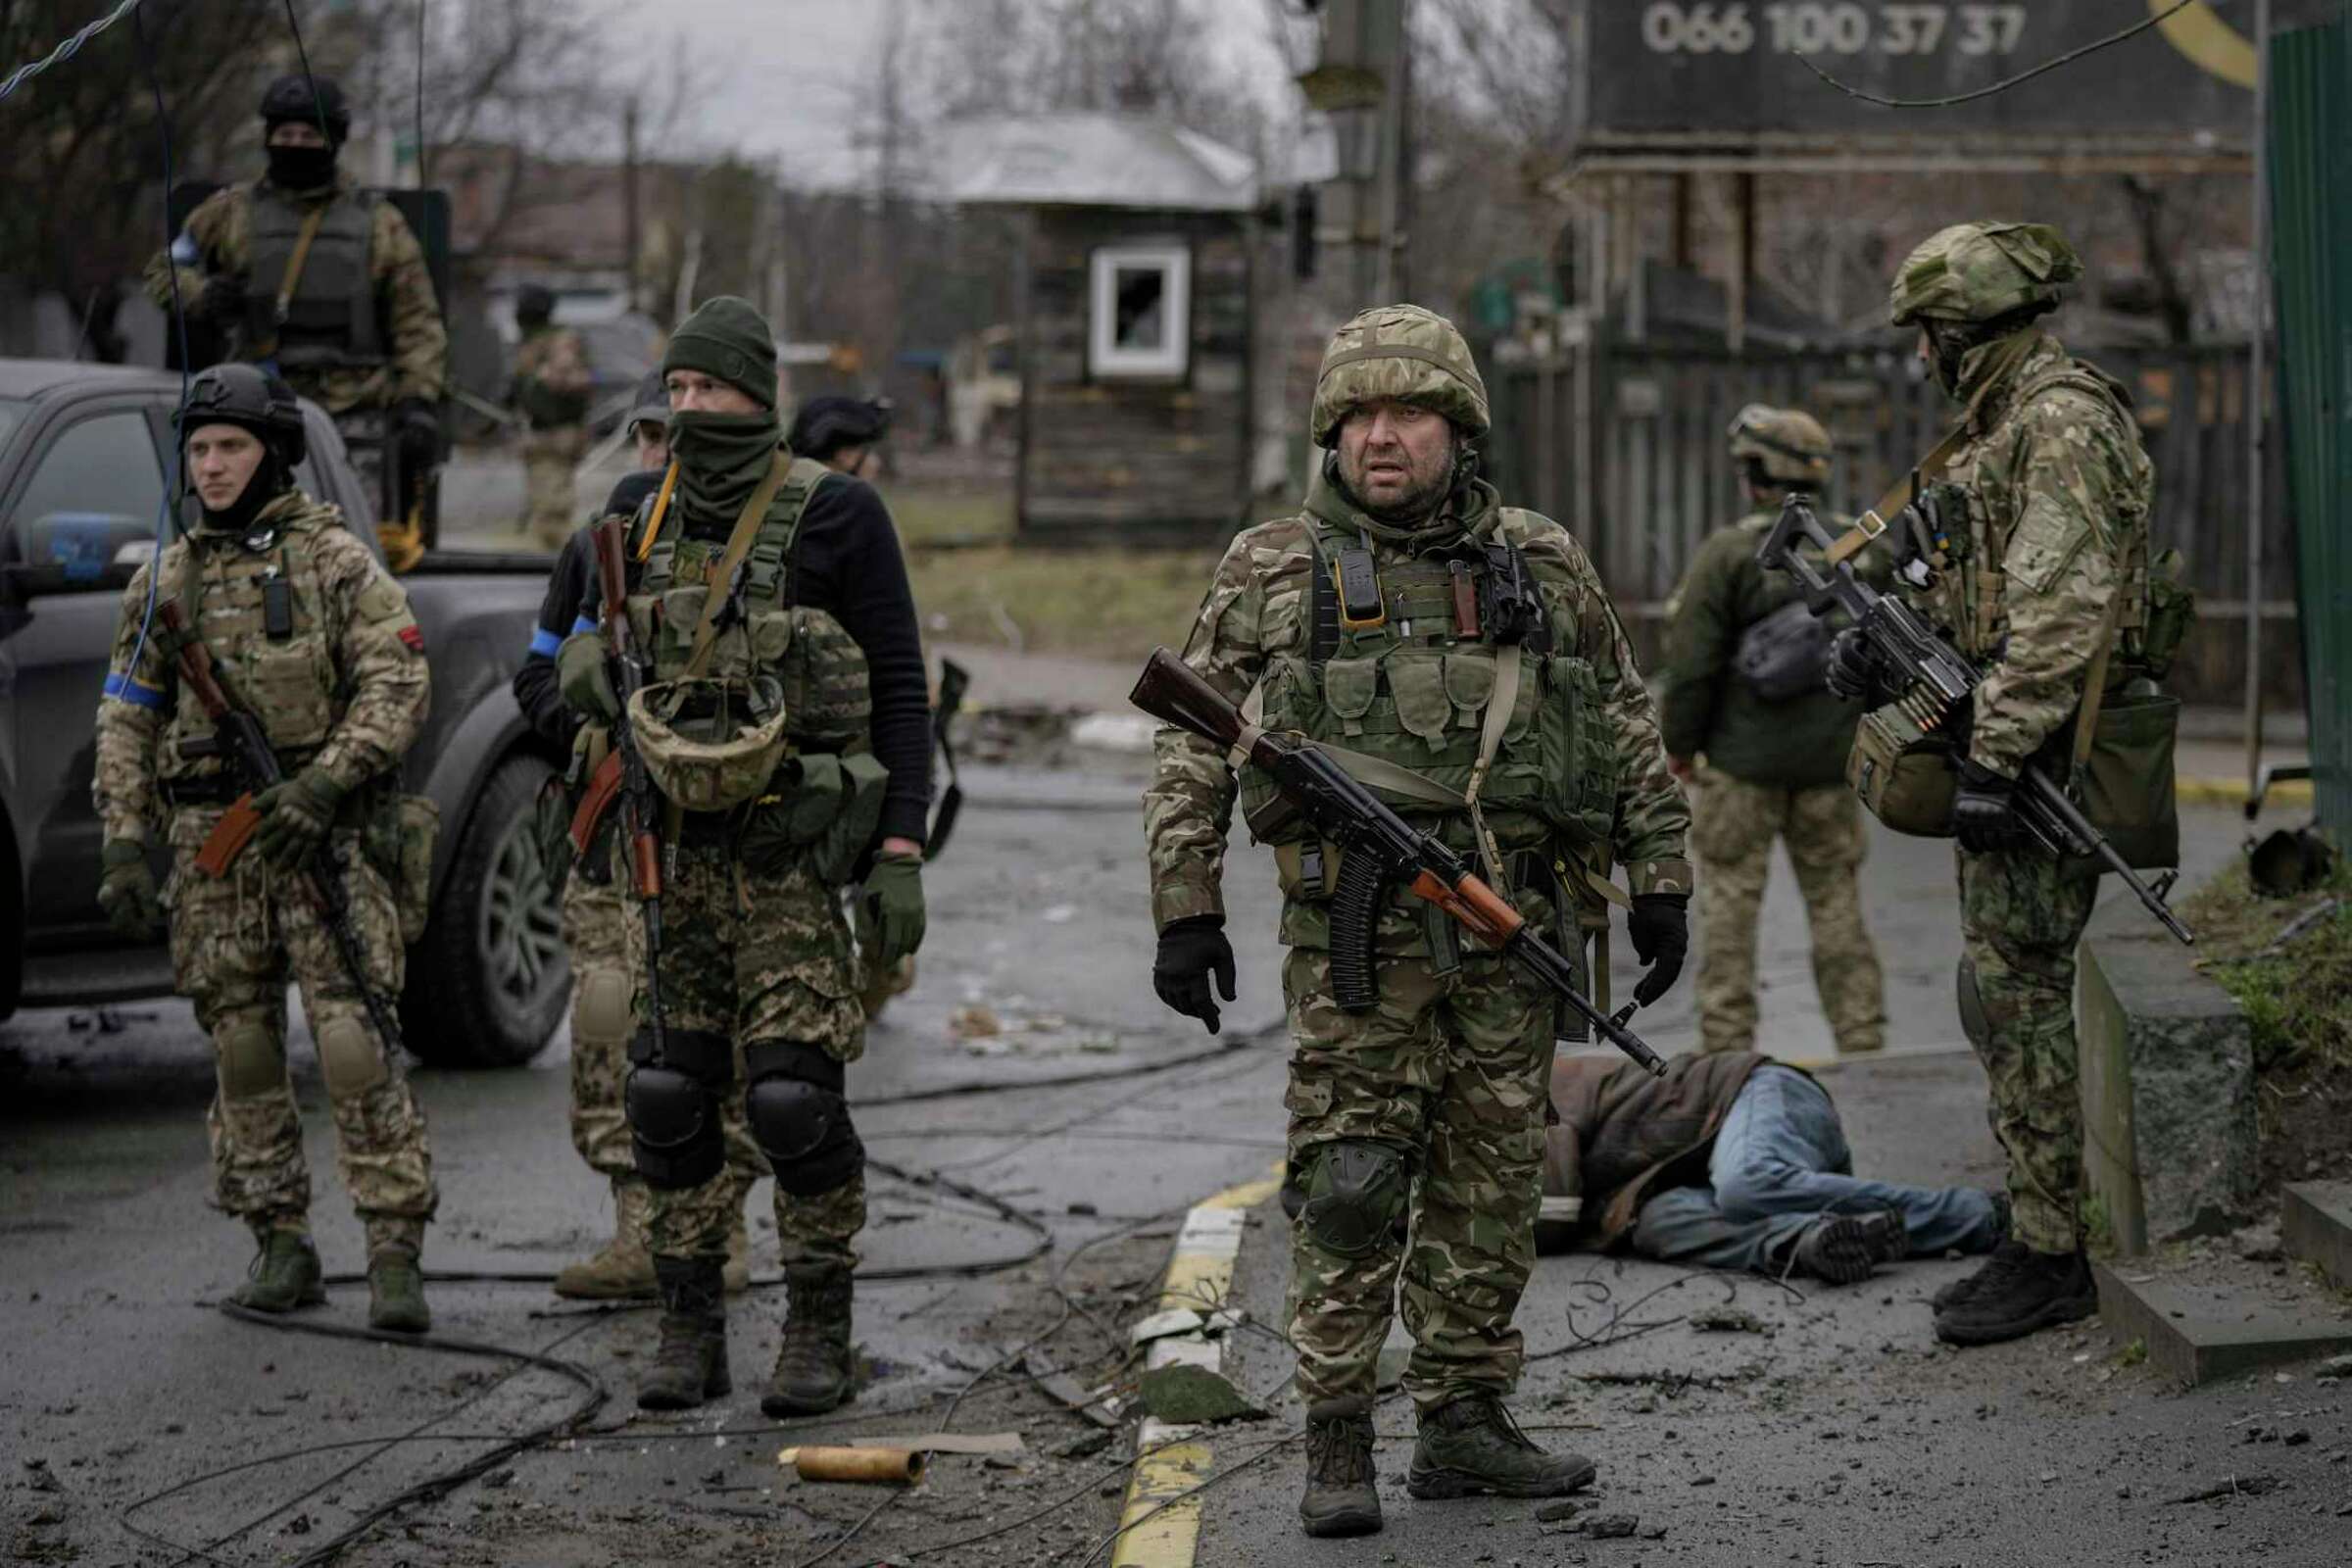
[1130, 647, 1250, 757]
[568, 751, 623, 857]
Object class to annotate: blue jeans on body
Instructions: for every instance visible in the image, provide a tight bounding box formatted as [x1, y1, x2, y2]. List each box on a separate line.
[1630, 1065, 1999, 1274]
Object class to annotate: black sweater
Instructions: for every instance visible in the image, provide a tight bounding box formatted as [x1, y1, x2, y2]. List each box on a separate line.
[530, 469, 934, 846]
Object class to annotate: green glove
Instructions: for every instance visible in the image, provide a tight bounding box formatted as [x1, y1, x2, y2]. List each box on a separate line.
[557, 630, 620, 724]
[253, 765, 347, 871]
[97, 839, 163, 940]
[861, 852, 926, 965]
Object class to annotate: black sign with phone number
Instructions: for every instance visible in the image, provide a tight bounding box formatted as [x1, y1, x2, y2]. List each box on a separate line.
[1586, 1, 2260, 139]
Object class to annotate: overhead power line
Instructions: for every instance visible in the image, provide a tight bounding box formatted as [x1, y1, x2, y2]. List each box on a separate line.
[0, 0, 146, 104]
[1798, 0, 2213, 109]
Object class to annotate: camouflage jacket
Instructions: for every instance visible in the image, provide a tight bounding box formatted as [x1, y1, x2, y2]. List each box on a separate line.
[1659, 511, 1886, 789]
[511, 324, 593, 432]
[1144, 470, 1689, 940]
[1910, 331, 2154, 777]
[93, 491, 431, 846]
[144, 174, 448, 414]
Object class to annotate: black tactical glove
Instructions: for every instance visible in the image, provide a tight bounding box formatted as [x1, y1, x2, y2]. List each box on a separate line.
[97, 840, 163, 941]
[1951, 760, 2034, 856]
[1825, 627, 1886, 705]
[393, 399, 441, 482]
[1628, 893, 1690, 1008]
[196, 273, 249, 327]
[1153, 915, 1237, 1036]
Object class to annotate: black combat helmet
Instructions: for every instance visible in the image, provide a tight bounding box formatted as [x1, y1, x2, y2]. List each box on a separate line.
[177, 363, 309, 469]
[515, 283, 557, 330]
[259, 73, 351, 145]
[787, 396, 892, 464]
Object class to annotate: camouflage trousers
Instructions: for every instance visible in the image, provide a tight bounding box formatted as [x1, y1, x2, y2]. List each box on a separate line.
[521, 426, 586, 552]
[1958, 845, 2099, 1253]
[562, 867, 760, 1185]
[638, 845, 868, 1268]
[166, 808, 435, 1250]
[1690, 769, 1885, 1055]
[1282, 941, 1553, 1414]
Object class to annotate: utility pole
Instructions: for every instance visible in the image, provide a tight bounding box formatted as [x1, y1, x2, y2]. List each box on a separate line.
[2246, 0, 2273, 796]
[1298, 0, 1409, 305]
[622, 96, 642, 318]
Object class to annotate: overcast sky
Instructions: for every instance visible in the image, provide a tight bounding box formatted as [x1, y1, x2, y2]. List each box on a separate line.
[641, 0, 1298, 186]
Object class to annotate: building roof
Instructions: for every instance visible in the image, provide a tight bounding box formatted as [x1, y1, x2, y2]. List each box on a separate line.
[939, 114, 1257, 213]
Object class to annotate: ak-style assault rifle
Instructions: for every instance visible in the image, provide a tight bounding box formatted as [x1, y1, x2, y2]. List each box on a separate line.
[1132, 648, 1666, 1076]
[156, 601, 409, 1054]
[1757, 496, 2194, 945]
[568, 513, 669, 1052]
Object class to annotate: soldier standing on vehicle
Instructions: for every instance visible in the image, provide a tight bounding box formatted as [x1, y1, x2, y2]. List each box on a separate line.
[556, 298, 932, 1415]
[787, 396, 915, 1021]
[92, 365, 437, 1332]
[510, 283, 595, 551]
[1659, 407, 1886, 1057]
[514, 426, 758, 1301]
[1833, 222, 2155, 1347]
[145, 74, 448, 523]
[1144, 306, 1692, 1538]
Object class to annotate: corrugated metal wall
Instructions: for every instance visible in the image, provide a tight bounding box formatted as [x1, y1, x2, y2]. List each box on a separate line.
[2270, 15, 2352, 837]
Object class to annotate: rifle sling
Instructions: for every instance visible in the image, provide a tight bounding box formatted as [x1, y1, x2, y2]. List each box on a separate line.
[680, 452, 788, 681]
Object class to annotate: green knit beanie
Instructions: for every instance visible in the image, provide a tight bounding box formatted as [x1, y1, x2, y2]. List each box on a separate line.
[662, 295, 778, 410]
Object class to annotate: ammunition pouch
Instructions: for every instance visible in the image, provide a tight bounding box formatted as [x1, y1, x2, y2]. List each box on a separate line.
[625, 1026, 734, 1191]
[363, 792, 440, 945]
[1846, 702, 1958, 839]
[2136, 550, 2195, 681]
[629, 675, 789, 814]
[2073, 683, 2180, 870]
[739, 752, 890, 886]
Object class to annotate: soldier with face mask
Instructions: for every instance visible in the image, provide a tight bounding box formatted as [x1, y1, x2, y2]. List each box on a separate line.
[145, 74, 448, 523]
[92, 364, 437, 1333]
[556, 297, 932, 1417]
[1145, 306, 1691, 1538]
[1829, 223, 2157, 1347]
[1660, 407, 1886, 1057]
[510, 283, 594, 551]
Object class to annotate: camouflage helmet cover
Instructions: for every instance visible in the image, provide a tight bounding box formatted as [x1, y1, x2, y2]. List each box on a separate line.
[1727, 404, 1832, 485]
[1310, 303, 1490, 447]
[1888, 221, 2082, 327]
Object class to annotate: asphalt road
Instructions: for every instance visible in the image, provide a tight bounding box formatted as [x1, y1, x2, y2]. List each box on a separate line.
[0, 728, 2305, 1567]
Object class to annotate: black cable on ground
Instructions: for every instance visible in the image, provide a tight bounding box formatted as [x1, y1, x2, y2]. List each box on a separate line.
[854, 1026, 1275, 1108]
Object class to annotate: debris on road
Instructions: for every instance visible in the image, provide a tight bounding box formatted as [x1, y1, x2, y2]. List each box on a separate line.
[2167, 1474, 2281, 1504]
[1136, 1364, 1264, 1424]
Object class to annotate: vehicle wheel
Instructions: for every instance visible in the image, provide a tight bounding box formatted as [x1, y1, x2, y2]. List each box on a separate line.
[401, 753, 567, 1067]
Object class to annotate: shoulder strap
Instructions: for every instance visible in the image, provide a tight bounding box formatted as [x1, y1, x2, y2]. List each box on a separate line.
[747, 457, 832, 607]
[274, 207, 330, 324]
[2071, 594, 2122, 772]
[681, 453, 788, 680]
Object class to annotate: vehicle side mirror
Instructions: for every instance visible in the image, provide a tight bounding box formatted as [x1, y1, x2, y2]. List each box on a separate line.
[7, 512, 154, 596]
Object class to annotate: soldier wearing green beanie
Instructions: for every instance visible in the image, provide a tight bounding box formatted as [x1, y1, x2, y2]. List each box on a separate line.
[555, 295, 933, 1417]
[1146, 304, 1691, 1537]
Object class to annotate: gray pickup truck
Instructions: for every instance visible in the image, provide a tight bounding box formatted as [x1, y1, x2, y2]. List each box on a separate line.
[0, 358, 567, 1066]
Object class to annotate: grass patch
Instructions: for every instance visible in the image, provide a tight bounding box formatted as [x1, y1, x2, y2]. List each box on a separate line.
[889, 486, 1016, 548]
[2178, 850, 2352, 1190]
[2115, 1337, 2147, 1369]
[906, 543, 1221, 664]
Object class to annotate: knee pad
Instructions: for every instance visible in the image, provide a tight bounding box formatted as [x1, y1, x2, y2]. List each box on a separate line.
[316, 1013, 388, 1101]
[744, 1040, 862, 1199]
[572, 967, 633, 1049]
[626, 1027, 733, 1191]
[1297, 1140, 1409, 1258]
[1956, 957, 1989, 1052]
[217, 1019, 286, 1102]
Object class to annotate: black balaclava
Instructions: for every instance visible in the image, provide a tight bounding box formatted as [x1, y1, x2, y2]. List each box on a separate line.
[265, 135, 338, 194]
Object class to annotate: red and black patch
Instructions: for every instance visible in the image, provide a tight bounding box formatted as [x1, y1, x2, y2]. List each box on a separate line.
[397, 623, 425, 655]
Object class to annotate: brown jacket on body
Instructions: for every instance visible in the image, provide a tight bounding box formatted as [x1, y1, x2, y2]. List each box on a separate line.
[1539, 1052, 1778, 1252]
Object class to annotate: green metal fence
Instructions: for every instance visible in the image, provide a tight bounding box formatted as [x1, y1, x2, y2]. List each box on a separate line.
[2270, 15, 2352, 836]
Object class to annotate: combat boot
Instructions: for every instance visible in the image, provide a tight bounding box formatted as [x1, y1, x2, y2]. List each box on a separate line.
[1406, 1394, 1595, 1500]
[1931, 1193, 2013, 1311]
[231, 1227, 325, 1313]
[638, 1256, 731, 1410]
[1934, 1241, 2096, 1347]
[1298, 1396, 1381, 1538]
[554, 1178, 657, 1300]
[1787, 1212, 1891, 1285]
[761, 1262, 855, 1416]
[367, 1246, 432, 1335]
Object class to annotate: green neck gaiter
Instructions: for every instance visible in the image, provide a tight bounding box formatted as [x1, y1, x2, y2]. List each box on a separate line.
[667, 409, 781, 532]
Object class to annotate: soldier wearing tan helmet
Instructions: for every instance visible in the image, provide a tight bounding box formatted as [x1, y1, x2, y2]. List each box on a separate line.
[1658, 406, 1887, 1060]
[1144, 305, 1690, 1537]
[1830, 222, 2161, 1348]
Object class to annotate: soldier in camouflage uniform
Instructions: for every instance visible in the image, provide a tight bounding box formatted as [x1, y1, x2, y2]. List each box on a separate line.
[1145, 306, 1692, 1538]
[1660, 407, 1886, 1056]
[1832, 222, 2155, 1346]
[146, 74, 447, 522]
[93, 364, 437, 1333]
[557, 298, 933, 1416]
[510, 283, 594, 551]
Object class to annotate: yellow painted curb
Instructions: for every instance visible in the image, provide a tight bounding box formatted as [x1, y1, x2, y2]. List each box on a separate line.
[1110, 1161, 1281, 1568]
[2178, 774, 2312, 808]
